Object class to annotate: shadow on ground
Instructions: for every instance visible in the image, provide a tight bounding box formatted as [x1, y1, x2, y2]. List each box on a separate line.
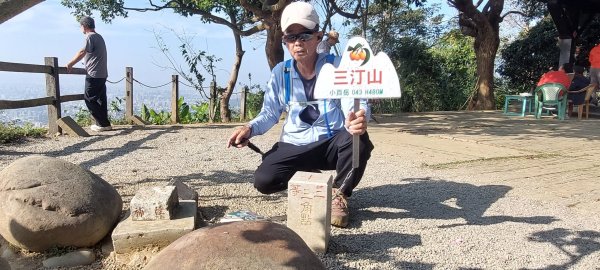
[323, 178, 561, 269]
[524, 228, 600, 270]
[352, 177, 558, 228]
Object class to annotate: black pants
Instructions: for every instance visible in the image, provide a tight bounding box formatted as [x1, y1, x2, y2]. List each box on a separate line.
[254, 130, 374, 197]
[84, 77, 110, 127]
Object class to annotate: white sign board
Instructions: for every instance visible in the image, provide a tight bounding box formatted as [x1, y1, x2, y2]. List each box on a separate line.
[314, 36, 401, 99]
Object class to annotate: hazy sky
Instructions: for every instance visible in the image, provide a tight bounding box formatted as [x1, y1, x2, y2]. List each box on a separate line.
[0, 1, 276, 94]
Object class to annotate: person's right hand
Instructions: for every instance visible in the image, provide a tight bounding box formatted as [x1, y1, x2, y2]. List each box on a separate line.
[66, 63, 74, 74]
[227, 125, 252, 148]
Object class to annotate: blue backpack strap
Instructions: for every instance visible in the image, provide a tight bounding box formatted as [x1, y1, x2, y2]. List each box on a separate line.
[284, 59, 292, 105]
[325, 54, 335, 64]
[323, 54, 335, 138]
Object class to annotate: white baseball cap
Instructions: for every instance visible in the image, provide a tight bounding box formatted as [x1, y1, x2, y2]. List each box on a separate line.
[281, 2, 320, 33]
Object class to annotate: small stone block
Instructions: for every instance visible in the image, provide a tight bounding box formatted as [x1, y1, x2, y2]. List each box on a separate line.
[167, 178, 198, 202]
[129, 115, 149, 125]
[112, 200, 196, 254]
[56, 116, 89, 137]
[287, 171, 333, 253]
[130, 186, 178, 221]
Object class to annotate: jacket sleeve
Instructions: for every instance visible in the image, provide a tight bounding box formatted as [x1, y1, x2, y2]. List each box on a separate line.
[247, 63, 285, 137]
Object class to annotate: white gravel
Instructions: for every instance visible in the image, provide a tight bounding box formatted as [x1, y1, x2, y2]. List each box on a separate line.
[0, 120, 599, 269]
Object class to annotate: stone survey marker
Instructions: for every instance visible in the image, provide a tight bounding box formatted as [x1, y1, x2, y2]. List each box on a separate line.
[112, 182, 196, 254]
[287, 171, 333, 253]
[130, 186, 179, 221]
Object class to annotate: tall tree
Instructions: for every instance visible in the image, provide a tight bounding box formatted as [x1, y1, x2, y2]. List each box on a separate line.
[332, 0, 543, 110]
[448, 0, 504, 110]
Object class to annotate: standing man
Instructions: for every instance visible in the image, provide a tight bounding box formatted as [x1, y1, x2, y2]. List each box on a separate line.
[589, 43, 600, 104]
[67, 16, 111, 132]
[316, 30, 339, 54]
[227, 1, 374, 228]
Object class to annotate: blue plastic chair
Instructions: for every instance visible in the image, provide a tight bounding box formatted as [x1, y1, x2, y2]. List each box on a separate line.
[534, 83, 568, 120]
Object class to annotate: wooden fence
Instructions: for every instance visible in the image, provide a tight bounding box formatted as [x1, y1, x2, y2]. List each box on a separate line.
[0, 57, 250, 134]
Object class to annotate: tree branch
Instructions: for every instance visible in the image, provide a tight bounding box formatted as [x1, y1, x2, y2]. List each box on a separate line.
[501, 10, 528, 20]
[122, 0, 265, 37]
[326, 0, 361, 19]
[475, 0, 484, 9]
[262, 0, 288, 11]
[240, 0, 272, 22]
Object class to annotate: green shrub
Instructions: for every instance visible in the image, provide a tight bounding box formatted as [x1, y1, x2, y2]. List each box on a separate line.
[0, 122, 47, 143]
[74, 108, 93, 126]
[72, 97, 128, 126]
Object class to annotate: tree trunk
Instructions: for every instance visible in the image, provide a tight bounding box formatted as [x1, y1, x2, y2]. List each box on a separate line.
[468, 28, 499, 110]
[221, 30, 245, 122]
[453, 0, 504, 111]
[266, 28, 284, 69]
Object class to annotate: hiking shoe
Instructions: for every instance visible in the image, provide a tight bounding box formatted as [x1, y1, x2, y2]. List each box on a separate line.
[90, 124, 112, 132]
[331, 190, 349, 228]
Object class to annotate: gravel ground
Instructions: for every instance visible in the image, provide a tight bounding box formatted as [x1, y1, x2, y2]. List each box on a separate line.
[1, 114, 599, 269]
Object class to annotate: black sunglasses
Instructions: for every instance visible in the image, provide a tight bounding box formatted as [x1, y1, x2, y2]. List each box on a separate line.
[282, 31, 316, 43]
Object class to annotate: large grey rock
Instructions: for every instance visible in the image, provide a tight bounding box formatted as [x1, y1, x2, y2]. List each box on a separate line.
[144, 221, 325, 270]
[0, 156, 123, 252]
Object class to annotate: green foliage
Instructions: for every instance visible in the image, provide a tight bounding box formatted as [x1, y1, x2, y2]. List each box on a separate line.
[178, 97, 211, 123]
[109, 96, 129, 124]
[429, 30, 477, 110]
[74, 107, 93, 126]
[350, 1, 445, 52]
[389, 37, 443, 112]
[246, 89, 265, 119]
[61, 0, 127, 22]
[190, 102, 211, 123]
[0, 121, 46, 144]
[72, 97, 127, 126]
[378, 30, 476, 113]
[498, 17, 559, 95]
[349, 2, 476, 113]
[141, 104, 171, 125]
[513, 0, 548, 19]
[140, 97, 218, 125]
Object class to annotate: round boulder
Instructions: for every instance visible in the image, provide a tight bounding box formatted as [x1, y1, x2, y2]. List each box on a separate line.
[0, 156, 122, 252]
[144, 221, 325, 270]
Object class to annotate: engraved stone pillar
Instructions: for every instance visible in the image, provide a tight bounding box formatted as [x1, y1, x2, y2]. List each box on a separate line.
[130, 186, 178, 221]
[287, 171, 332, 253]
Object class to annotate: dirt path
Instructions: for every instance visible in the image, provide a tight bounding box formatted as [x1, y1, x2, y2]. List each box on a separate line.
[0, 111, 599, 269]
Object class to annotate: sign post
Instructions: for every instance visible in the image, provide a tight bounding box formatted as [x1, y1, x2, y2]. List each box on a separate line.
[315, 36, 401, 168]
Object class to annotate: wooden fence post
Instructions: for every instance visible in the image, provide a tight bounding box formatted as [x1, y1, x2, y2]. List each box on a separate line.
[240, 86, 248, 121]
[171, 75, 179, 124]
[125, 67, 133, 123]
[45, 57, 61, 134]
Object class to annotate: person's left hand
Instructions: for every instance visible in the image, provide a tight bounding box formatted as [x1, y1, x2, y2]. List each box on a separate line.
[345, 109, 367, 135]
